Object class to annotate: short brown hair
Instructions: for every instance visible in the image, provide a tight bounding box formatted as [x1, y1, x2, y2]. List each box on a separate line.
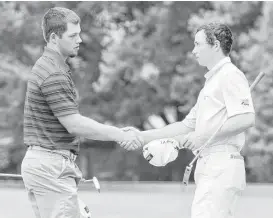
[196, 22, 233, 56]
[42, 7, 80, 43]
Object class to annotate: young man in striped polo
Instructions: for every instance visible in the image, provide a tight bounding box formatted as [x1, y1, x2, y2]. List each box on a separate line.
[22, 7, 143, 218]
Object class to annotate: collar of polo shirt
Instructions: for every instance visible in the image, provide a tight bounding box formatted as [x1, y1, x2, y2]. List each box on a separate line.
[43, 46, 71, 73]
[204, 57, 231, 80]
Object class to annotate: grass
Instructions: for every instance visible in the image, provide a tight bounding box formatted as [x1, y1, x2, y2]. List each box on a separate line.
[0, 182, 272, 218]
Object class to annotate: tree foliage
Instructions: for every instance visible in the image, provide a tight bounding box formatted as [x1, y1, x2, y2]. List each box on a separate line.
[0, 1, 272, 182]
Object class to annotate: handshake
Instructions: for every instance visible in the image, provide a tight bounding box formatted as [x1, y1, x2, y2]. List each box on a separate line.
[116, 126, 209, 152]
[117, 126, 144, 151]
[115, 126, 210, 166]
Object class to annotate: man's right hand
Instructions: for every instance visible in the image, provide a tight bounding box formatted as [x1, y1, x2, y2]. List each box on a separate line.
[118, 127, 144, 151]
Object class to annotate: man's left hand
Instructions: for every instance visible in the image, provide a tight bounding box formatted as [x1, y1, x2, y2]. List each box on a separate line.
[179, 132, 208, 151]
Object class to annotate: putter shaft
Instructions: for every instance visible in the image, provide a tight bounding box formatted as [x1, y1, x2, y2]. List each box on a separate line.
[0, 173, 22, 178]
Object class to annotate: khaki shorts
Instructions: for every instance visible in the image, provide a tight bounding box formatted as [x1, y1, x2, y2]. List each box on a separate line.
[191, 150, 246, 218]
[21, 148, 83, 218]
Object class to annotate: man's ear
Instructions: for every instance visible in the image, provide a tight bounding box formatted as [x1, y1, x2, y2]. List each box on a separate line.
[49, 32, 58, 44]
[214, 40, 221, 52]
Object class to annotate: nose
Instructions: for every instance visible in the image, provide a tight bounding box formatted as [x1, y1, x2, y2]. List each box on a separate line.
[77, 35, 82, 44]
[192, 47, 197, 56]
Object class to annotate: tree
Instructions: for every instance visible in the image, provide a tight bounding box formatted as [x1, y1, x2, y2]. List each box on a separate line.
[1, 1, 272, 182]
[92, 2, 211, 180]
[235, 1, 273, 182]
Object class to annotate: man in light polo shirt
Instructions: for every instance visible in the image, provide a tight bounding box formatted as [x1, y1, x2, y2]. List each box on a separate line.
[131, 23, 255, 217]
[178, 23, 255, 218]
[22, 7, 143, 218]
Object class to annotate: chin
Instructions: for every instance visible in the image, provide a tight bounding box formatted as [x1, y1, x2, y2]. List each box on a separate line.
[69, 53, 77, 58]
[197, 60, 207, 67]
[197, 60, 204, 66]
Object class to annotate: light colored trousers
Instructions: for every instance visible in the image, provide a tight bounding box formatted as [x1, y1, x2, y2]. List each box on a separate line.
[191, 149, 246, 218]
[21, 148, 83, 218]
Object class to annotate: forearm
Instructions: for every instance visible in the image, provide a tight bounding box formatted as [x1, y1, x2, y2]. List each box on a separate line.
[214, 112, 255, 142]
[69, 115, 125, 142]
[140, 121, 193, 144]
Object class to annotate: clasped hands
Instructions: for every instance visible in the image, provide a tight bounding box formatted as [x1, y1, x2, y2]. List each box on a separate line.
[117, 127, 209, 152]
[118, 126, 144, 151]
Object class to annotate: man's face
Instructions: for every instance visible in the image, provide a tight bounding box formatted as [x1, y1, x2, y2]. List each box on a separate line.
[192, 30, 214, 67]
[57, 22, 82, 58]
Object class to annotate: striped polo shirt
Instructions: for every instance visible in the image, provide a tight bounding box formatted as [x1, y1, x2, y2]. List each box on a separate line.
[24, 47, 80, 152]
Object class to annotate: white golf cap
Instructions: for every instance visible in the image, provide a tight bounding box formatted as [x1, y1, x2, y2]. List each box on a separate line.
[142, 138, 179, 167]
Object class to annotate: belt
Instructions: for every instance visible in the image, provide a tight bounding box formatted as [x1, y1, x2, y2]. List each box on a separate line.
[197, 144, 242, 159]
[198, 144, 239, 155]
[28, 145, 78, 161]
[199, 153, 244, 160]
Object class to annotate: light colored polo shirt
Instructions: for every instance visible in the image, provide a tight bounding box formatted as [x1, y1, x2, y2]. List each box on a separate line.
[182, 57, 255, 150]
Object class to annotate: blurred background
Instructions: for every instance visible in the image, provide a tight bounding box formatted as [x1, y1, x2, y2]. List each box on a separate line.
[2, 1, 273, 218]
[1, 1, 273, 184]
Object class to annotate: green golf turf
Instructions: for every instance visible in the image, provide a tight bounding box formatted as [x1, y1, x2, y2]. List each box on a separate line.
[0, 183, 272, 218]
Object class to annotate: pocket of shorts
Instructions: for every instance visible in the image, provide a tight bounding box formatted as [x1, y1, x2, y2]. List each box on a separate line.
[57, 159, 83, 181]
[40, 156, 67, 179]
[202, 154, 228, 178]
[194, 156, 211, 184]
[226, 159, 246, 190]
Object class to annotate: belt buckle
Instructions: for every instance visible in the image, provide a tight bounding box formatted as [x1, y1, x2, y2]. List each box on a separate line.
[69, 152, 77, 161]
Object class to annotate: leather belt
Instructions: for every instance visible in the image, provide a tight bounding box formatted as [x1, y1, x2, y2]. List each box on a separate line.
[28, 145, 78, 161]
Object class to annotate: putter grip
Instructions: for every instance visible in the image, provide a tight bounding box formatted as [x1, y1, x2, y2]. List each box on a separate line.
[250, 71, 265, 91]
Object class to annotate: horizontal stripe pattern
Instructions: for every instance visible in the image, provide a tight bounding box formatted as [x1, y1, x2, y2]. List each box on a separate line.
[24, 50, 80, 151]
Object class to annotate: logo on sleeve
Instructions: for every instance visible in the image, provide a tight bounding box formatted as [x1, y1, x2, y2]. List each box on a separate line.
[241, 99, 249, 106]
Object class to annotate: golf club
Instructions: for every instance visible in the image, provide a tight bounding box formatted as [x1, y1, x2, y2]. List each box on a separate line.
[0, 173, 101, 192]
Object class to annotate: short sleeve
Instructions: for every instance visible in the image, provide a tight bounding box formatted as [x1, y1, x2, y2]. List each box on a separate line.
[221, 70, 255, 118]
[41, 73, 79, 117]
[182, 102, 198, 130]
